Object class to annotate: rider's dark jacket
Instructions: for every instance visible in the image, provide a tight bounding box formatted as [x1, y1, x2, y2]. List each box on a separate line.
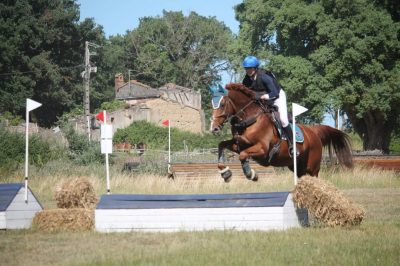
[242, 69, 281, 100]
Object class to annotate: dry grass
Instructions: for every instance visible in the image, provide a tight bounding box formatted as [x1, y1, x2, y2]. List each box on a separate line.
[32, 208, 94, 232]
[1, 160, 398, 208]
[0, 161, 399, 266]
[55, 177, 98, 209]
[293, 176, 365, 226]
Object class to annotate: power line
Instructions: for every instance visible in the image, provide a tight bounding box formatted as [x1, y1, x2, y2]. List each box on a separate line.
[0, 64, 84, 77]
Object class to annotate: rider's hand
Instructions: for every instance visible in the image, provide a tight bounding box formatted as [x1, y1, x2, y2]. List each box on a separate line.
[260, 94, 270, 100]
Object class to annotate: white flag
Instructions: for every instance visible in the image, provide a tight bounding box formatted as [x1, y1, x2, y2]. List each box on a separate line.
[27, 98, 42, 112]
[292, 103, 308, 117]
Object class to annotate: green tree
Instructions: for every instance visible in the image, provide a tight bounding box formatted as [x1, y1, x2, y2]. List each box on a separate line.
[235, 0, 400, 153]
[124, 11, 233, 102]
[0, 0, 109, 126]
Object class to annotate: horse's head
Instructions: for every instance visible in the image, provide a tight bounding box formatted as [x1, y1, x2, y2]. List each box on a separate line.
[209, 83, 256, 135]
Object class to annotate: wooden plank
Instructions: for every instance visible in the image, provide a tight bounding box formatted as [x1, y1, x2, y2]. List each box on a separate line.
[96, 224, 287, 233]
[96, 208, 283, 222]
[170, 163, 275, 181]
[96, 206, 282, 216]
[96, 221, 287, 232]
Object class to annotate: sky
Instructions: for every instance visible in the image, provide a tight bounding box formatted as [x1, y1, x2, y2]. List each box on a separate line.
[77, 0, 242, 37]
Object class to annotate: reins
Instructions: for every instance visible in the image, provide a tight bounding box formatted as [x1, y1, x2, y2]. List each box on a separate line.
[212, 96, 256, 128]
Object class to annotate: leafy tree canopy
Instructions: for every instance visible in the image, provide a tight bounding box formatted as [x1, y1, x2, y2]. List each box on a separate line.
[235, 0, 400, 152]
[123, 11, 233, 105]
[0, 0, 107, 126]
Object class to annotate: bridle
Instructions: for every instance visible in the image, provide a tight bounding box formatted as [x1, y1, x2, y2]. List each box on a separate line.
[211, 95, 256, 129]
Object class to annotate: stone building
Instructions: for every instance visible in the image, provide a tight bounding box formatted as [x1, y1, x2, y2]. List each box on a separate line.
[88, 74, 205, 140]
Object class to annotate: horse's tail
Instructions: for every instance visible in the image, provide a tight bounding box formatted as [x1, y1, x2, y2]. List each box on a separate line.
[311, 125, 353, 168]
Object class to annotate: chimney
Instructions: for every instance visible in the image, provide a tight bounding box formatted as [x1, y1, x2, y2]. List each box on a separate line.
[115, 73, 124, 91]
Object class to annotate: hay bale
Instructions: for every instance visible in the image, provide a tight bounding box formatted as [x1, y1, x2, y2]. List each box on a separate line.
[32, 208, 94, 232]
[293, 176, 365, 227]
[55, 177, 97, 209]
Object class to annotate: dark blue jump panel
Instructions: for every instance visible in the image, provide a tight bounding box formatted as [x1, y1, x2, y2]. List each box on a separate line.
[96, 192, 289, 209]
[0, 183, 23, 211]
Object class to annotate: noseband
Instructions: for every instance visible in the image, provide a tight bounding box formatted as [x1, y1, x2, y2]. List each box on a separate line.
[212, 96, 255, 128]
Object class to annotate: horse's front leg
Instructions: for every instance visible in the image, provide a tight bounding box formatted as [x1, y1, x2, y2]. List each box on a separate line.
[217, 139, 237, 182]
[239, 143, 268, 182]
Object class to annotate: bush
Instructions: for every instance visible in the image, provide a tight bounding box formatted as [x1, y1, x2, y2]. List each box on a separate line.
[63, 126, 105, 165]
[113, 120, 227, 151]
[0, 111, 23, 126]
[98, 100, 128, 113]
[390, 135, 400, 154]
[0, 125, 64, 170]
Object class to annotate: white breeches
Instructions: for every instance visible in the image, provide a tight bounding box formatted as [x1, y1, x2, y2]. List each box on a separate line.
[273, 89, 289, 127]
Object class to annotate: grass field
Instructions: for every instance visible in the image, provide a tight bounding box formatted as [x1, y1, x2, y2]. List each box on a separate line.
[0, 163, 399, 266]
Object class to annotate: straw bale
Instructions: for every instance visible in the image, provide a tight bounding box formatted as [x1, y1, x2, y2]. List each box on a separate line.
[32, 208, 94, 232]
[55, 177, 97, 209]
[293, 176, 365, 227]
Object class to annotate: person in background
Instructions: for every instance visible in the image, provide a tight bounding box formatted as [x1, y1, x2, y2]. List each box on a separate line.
[242, 55, 297, 157]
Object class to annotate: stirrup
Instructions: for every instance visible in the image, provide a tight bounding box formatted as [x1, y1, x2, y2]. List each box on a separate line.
[288, 145, 299, 158]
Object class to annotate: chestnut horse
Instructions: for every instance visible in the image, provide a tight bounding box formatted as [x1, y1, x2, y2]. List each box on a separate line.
[210, 83, 353, 182]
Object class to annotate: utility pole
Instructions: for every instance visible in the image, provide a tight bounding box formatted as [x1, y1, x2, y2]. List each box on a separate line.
[83, 41, 99, 141]
[128, 69, 131, 91]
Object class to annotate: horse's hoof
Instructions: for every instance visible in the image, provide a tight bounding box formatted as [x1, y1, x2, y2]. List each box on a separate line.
[246, 169, 258, 181]
[221, 170, 232, 182]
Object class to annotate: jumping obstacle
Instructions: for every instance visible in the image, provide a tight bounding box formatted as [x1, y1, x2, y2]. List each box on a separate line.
[95, 191, 308, 232]
[0, 183, 43, 229]
[170, 163, 275, 181]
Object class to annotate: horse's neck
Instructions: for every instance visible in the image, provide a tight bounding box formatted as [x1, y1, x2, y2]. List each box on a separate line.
[229, 94, 255, 114]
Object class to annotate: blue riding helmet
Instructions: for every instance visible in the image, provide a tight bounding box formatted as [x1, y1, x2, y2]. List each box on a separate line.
[242, 55, 260, 68]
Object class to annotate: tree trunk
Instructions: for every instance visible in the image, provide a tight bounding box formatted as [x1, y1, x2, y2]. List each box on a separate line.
[344, 106, 393, 154]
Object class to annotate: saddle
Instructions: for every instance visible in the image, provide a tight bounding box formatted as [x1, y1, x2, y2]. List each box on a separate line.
[259, 100, 304, 161]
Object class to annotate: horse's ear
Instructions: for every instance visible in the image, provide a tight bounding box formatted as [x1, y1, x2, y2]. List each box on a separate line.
[209, 83, 228, 96]
[219, 84, 228, 95]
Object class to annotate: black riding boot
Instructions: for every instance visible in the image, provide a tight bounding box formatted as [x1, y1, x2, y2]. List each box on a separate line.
[283, 125, 298, 157]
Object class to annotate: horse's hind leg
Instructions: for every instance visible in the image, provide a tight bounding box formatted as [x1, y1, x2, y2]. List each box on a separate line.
[238, 144, 266, 182]
[241, 159, 258, 181]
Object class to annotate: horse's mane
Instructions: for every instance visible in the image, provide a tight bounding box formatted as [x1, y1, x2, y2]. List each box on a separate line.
[225, 83, 255, 99]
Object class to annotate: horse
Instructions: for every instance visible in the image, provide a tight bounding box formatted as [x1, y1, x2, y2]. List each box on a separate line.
[210, 83, 353, 182]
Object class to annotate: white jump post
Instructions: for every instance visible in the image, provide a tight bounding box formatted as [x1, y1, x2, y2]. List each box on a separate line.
[162, 119, 171, 174]
[25, 98, 42, 203]
[99, 110, 112, 194]
[292, 103, 308, 186]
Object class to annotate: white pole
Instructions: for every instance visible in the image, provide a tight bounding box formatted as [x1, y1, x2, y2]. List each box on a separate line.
[292, 103, 308, 186]
[168, 120, 171, 173]
[292, 115, 298, 185]
[24, 99, 42, 202]
[24, 108, 29, 203]
[104, 110, 111, 195]
[87, 116, 91, 141]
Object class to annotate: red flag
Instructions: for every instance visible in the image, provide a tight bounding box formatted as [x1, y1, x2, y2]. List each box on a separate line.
[162, 119, 170, 126]
[96, 111, 104, 122]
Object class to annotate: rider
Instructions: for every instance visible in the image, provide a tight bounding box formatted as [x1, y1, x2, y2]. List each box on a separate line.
[242, 55, 297, 157]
